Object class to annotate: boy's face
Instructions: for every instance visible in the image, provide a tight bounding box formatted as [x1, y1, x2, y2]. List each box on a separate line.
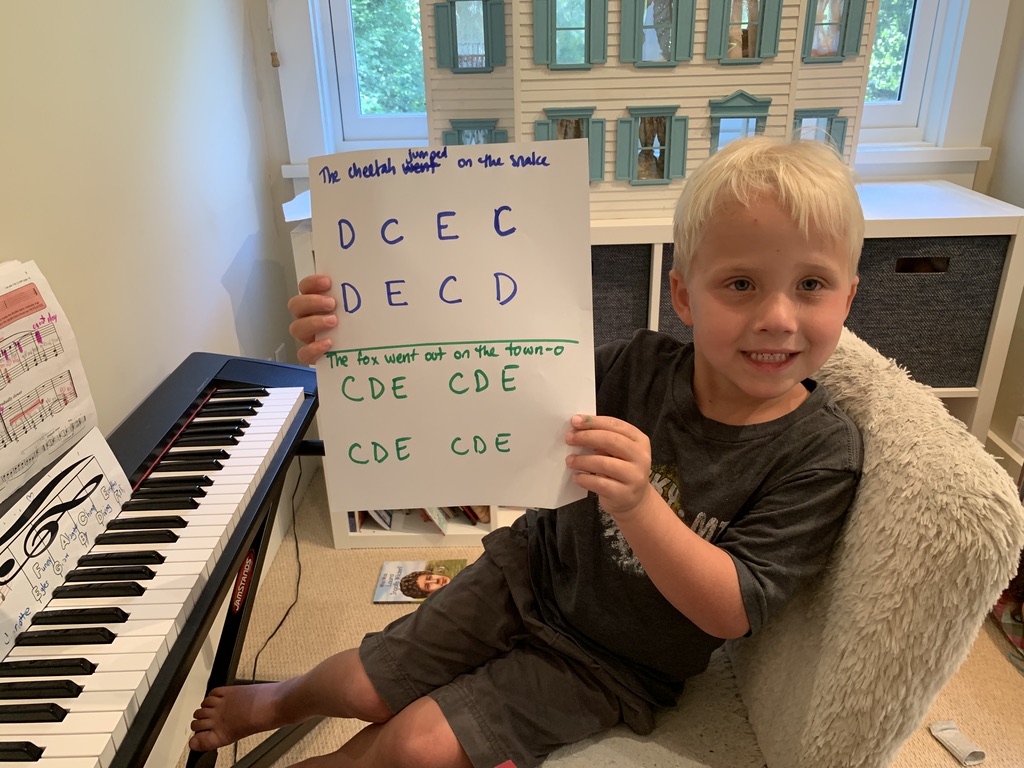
[671, 196, 858, 425]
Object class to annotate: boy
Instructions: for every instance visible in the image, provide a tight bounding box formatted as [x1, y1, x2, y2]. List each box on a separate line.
[189, 135, 863, 767]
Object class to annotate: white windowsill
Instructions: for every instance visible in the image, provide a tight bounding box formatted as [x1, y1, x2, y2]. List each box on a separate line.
[854, 143, 992, 165]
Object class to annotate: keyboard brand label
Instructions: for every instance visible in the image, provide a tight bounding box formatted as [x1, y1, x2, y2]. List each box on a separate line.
[231, 548, 256, 613]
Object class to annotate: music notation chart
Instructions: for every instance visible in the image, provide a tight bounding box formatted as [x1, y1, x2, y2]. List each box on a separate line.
[0, 427, 128, 657]
[0, 260, 97, 501]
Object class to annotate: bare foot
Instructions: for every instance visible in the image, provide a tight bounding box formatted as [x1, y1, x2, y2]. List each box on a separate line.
[189, 681, 294, 752]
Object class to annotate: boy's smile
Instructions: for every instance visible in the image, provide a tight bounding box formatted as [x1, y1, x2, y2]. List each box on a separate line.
[671, 196, 858, 425]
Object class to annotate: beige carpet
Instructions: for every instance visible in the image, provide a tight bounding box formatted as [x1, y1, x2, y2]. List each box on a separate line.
[203, 467, 1024, 767]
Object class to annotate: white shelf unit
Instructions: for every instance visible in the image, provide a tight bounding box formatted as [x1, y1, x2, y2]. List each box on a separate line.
[338, 507, 526, 549]
[290, 180, 1024, 549]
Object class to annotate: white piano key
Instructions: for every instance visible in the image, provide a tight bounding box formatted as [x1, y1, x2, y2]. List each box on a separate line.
[8, 634, 167, 660]
[0, 710, 125, 739]
[0, 733, 115, 766]
[0, 758, 99, 768]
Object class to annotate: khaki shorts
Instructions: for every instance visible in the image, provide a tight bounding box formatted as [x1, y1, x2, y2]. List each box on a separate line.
[360, 526, 653, 768]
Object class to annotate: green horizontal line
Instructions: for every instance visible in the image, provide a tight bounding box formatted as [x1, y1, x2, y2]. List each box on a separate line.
[330, 338, 580, 354]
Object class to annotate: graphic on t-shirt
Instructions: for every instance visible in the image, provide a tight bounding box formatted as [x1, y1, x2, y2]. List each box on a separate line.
[601, 462, 726, 574]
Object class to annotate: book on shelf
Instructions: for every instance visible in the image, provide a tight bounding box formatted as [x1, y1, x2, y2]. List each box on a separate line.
[367, 509, 395, 530]
[419, 506, 449, 534]
[373, 558, 468, 603]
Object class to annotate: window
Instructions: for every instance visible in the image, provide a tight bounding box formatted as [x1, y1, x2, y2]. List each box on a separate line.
[325, 0, 428, 141]
[615, 107, 687, 184]
[434, 0, 506, 73]
[709, 90, 770, 152]
[442, 119, 508, 145]
[619, 0, 695, 65]
[801, 0, 868, 62]
[705, 0, 783, 63]
[534, 107, 606, 181]
[793, 108, 849, 153]
[532, 0, 608, 69]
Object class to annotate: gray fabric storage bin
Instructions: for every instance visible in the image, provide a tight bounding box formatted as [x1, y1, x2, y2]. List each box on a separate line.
[591, 244, 651, 347]
[846, 235, 1009, 388]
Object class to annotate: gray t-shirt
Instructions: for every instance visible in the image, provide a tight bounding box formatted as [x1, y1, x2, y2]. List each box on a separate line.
[516, 330, 862, 705]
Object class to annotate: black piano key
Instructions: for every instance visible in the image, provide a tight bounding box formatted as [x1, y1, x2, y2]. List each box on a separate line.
[106, 516, 188, 531]
[158, 449, 230, 461]
[172, 434, 239, 447]
[182, 422, 246, 435]
[32, 607, 130, 625]
[139, 474, 213, 487]
[131, 483, 207, 497]
[0, 658, 96, 677]
[15, 627, 116, 646]
[0, 702, 68, 723]
[151, 458, 223, 472]
[93, 530, 179, 545]
[51, 582, 146, 599]
[0, 741, 44, 760]
[120, 497, 199, 512]
[65, 565, 156, 582]
[0, 679, 82, 699]
[77, 550, 165, 567]
[209, 386, 268, 398]
[196, 404, 258, 417]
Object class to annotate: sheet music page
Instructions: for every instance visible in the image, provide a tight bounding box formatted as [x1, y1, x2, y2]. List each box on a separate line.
[0, 426, 128, 660]
[0, 260, 98, 500]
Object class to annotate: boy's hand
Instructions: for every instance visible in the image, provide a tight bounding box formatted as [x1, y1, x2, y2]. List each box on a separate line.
[565, 415, 654, 517]
[288, 274, 338, 365]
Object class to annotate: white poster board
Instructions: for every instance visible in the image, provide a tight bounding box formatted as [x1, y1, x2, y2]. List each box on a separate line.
[310, 140, 594, 510]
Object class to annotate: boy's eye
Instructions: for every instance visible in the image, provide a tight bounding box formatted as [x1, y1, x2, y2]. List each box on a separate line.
[799, 278, 823, 291]
[730, 279, 753, 291]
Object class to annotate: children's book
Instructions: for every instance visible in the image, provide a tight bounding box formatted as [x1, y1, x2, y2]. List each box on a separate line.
[419, 506, 449, 534]
[373, 559, 468, 603]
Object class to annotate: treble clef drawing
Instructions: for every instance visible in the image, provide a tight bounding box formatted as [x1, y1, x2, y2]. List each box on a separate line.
[0, 456, 101, 586]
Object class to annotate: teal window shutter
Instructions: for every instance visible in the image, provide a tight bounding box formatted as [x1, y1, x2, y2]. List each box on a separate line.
[615, 117, 636, 180]
[619, 0, 639, 63]
[589, 0, 608, 64]
[705, 0, 726, 60]
[487, 0, 507, 66]
[493, 129, 509, 143]
[667, 116, 688, 178]
[841, 0, 868, 56]
[442, 129, 459, 145]
[589, 119, 606, 181]
[674, 0, 695, 61]
[533, 0, 551, 64]
[830, 117, 848, 154]
[759, 0, 782, 58]
[435, 3, 455, 68]
[534, 119, 555, 140]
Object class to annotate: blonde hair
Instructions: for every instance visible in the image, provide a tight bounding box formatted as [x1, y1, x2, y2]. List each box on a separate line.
[672, 136, 864, 278]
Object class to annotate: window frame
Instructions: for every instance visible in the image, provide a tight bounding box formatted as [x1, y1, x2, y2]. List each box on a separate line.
[534, 106, 607, 181]
[532, 0, 609, 70]
[619, 0, 696, 66]
[708, 90, 770, 153]
[705, 0, 783, 65]
[442, 118, 509, 145]
[615, 106, 688, 185]
[793, 108, 849, 154]
[434, 0, 507, 74]
[800, 0, 869, 63]
[325, 0, 429, 142]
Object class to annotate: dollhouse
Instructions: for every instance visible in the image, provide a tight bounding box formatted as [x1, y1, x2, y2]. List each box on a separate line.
[425, 0, 872, 220]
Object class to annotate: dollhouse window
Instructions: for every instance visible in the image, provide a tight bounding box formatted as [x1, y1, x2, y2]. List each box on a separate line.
[709, 90, 770, 152]
[801, 0, 868, 63]
[532, 0, 608, 69]
[434, 0, 506, 73]
[534, 107, 606, 181]
[619, 0, 695, 66]
[615, 107, 687, 185]
[705, 0, 782, 64]
[793, 108, 849, 153]
[442, 119, 508, 145]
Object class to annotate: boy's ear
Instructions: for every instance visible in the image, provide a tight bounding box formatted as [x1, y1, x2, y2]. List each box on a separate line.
[844, 276, 860, 317]
[669, 268, 695, 328]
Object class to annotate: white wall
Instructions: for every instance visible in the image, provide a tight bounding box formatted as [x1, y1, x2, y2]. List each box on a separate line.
[0, 0, 298, 437]
[978, 3, 1024, 474]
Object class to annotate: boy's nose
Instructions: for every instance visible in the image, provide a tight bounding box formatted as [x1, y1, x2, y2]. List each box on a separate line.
[755, 294, 799, 334]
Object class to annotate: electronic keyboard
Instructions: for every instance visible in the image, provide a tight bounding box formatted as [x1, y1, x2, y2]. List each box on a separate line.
[0, 352, 318, 768]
